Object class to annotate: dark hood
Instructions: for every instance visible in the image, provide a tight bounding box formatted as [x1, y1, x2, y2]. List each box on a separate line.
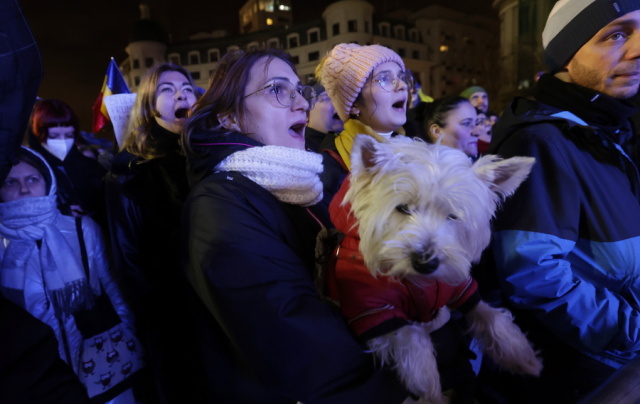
[488, 96, 569, 155]
[490, 74, 638, 155]
[186, 129, 264, 186]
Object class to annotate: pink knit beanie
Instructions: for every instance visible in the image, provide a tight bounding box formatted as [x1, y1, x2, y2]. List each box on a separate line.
[317, 43, 405, 122]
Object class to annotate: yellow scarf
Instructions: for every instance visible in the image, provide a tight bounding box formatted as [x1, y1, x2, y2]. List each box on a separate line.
[335, 120, 405, 169]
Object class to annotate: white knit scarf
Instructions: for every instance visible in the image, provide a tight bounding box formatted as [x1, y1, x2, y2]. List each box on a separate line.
[216, 146, 324, 207]
[0, 194, 93, 319]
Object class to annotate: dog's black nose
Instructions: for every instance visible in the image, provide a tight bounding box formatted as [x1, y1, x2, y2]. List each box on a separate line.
[411, 252, 439, 274]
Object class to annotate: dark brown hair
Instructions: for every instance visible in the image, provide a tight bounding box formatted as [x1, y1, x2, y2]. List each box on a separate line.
[122, 63, 199, 160]
[182, 48, 296, 154]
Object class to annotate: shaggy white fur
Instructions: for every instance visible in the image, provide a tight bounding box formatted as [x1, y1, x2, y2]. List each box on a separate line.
[344, 135, 542, 403]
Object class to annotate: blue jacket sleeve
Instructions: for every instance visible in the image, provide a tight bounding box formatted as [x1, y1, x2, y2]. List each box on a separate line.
[492, 123, 640, 359]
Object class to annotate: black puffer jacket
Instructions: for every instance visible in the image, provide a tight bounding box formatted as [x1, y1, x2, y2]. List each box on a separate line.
[183, 129, 409, 404]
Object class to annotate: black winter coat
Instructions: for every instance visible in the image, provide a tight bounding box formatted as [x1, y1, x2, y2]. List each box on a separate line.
[104, 124, 206, 403]
[183, 129, 409, 404]
[31, 144, 106, 223]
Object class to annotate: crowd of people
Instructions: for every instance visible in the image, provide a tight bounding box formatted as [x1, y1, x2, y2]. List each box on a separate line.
[4, 0, 640, 403]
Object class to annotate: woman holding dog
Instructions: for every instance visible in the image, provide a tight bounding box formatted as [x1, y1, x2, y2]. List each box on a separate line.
[181, 48, 410, 403]
[316, 43, 410, 204]
[319, 45, 481, 403]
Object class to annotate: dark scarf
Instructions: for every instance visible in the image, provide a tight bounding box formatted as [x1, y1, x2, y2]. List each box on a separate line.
[533, 74, 637, 145]
[150, 123, 183, 157]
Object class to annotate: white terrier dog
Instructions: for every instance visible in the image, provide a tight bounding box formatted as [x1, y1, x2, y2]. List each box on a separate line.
[326, 135, 542, 403]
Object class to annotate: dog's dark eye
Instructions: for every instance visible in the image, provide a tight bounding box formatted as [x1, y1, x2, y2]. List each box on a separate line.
[448, 214, 459, 221]
[396, 204, 411, 215]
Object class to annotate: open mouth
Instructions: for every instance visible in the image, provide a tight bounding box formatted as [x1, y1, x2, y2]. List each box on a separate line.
[289, 122, 306, 137]
[392, 100, 406, 110]
[175, 108, 189, 119]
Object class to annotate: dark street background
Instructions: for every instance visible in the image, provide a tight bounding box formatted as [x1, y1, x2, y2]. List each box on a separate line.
[19, 0, 498, 132]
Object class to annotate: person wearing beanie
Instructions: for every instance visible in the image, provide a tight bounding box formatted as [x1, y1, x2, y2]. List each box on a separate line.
[316, 43, 409, 205]
[476, 1, 640, 403]
[317, 43, 481, 402]
[304, 79, 344, 152]
[460, 86, 489, 113]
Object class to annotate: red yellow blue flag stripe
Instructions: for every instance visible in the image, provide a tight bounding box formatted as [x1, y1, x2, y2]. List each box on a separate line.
[92, 58, 130, 133]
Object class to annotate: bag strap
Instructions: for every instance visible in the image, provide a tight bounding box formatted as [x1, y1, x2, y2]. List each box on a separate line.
[323, 148, 349, 172]
[75, 216, 90, 279]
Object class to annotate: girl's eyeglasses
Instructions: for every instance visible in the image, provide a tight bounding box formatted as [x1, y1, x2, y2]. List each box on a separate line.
[371, 71, 410, 92]
[243, 80, 316, 110]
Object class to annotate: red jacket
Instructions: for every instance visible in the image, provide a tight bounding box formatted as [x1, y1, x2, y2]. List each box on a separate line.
[327, 177, 481, 341]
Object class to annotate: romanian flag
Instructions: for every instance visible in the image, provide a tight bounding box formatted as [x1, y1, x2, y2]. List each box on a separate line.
[92, 58, 130, 133]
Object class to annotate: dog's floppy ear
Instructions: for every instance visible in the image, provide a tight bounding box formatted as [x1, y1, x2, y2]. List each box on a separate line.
[472, 155, 536, 199]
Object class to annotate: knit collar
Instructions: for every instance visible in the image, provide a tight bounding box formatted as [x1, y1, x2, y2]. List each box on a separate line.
[216, 145, 324, 207]
[533, 74, 637, 141]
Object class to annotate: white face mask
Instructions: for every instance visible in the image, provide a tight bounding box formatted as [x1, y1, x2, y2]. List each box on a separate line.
[43, 138, 75, 161]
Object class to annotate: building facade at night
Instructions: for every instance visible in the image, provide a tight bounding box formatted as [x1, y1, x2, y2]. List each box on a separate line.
[121, 0, 498, 100]
[492, 0, 555, 106]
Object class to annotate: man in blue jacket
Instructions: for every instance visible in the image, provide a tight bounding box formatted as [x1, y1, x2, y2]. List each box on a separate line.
[484, 0, 640, 402]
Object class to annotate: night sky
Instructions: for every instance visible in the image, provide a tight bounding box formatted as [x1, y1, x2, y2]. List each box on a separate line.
[19, 0, 497, 133]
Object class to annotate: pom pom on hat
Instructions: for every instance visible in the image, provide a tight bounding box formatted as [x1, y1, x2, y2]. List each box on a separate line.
[317, 43, 405, 122]
[542, 0, 640, 72]
[460, 86, 486, 100]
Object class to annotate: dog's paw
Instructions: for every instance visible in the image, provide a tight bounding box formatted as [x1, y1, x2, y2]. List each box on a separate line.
[421, 307, 451, 334]
[467, 301, 543, 377]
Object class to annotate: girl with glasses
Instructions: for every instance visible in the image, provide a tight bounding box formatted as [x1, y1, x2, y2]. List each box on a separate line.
[316, 43, 409, 205]
[182, 49, 409, 403]
[319, 46, 480, 403]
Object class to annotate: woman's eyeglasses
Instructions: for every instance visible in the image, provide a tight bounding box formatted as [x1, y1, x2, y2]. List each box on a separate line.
[243, 79, 316, 110]
[371, 71, 410, 92]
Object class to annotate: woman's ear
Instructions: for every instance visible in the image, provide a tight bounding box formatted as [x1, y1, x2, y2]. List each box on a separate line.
[429, 123, 441, 137]
[217, 113, 240, 132]
[350, 105, 360, 118]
